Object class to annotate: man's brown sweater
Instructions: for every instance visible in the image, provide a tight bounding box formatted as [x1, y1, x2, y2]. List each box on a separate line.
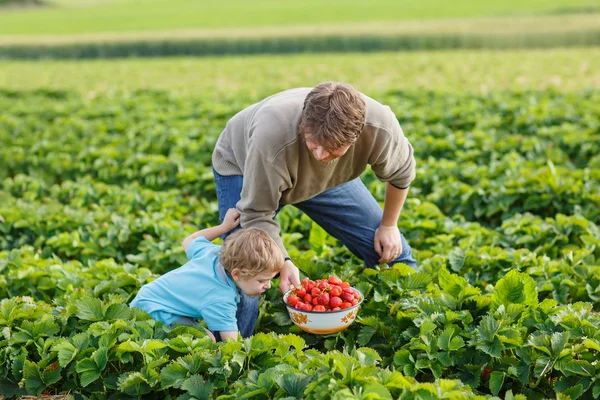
[212, 88, 416, 256]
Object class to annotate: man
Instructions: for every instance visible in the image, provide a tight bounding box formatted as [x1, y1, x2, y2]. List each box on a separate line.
[211, 81, 416, 336]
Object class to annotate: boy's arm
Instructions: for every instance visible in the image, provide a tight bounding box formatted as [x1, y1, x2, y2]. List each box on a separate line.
[182, 208, 240, 252]
[218, 331, 240, 341]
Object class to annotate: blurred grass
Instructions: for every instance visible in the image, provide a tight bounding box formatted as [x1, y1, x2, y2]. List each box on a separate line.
[1, 14, 598, 45]
[0, 0, 598, 36]
[1, 48, 598, 96]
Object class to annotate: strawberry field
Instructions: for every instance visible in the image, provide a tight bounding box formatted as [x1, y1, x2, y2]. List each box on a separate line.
[1, 63, 600, 399]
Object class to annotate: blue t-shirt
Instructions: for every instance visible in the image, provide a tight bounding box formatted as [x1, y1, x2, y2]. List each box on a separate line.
[130, 237, 240, 332]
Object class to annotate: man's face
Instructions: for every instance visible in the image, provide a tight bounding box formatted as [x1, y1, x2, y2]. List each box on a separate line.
[233, 270, 279, 298]
[305, 139, 352, 163]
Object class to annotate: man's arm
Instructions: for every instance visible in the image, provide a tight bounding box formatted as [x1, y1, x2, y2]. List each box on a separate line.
[182, 209, 240, 252]
[381, 183, 408, 226]
[375, 183, 409, 264]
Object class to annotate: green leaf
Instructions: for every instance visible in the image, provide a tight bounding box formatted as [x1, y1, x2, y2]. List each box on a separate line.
[356, 347, 382, 366]
[449, 336, 465, 351]
[437, 328, 455, 352]
[564, 360, 594, 377]
[564, 383, 583, 400]
[42, 365, 62, 388]
[550, 332, 569, 357]
[181, 374, 213, 400]
[76, 358, 101, 387]
[274, 372, 311, 398]
[419, 320, 437, 335]
[76, 297, 105, 321]
[491, 270, 538, 312]
[94, 347, 108, 371]
[308, 221, 327, 255]
[118, 340, 142, 353]
[401, 273, 432, 290]
[489, 371, 505, 396]
[448, 248, 466, 272]
[105, 303, 131, 320]
[54, 340, 77, 367]
[527, 334, 551, 356]
[583, 338, 600, 352]
[592, 381, 600, 399]
[384, 371, 412, 389]
[281, 334, 305, 354]
[22, 360, 43, 393]
[357, 326, 377, 346]
[118, 371, 154, 396]
[160, 362, 189, 389]
[363, 382, 393, 399]
[437, 266, 467, 298]
[11, 351, 26, 381]
[144, 339, 167, 353]
[272, 312, 292, 326]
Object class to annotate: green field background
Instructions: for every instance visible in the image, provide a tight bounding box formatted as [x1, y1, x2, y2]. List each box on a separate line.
[1, 0, 599, 36]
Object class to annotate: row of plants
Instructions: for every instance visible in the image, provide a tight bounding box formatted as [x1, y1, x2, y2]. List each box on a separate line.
[1, 255, 599, 398]
[3, 90, 598, 167]
[2, 183, 599, 283]
[2, 30, 599, 60]
[1, 86, 599, 398]
[2, 90, 599, 227]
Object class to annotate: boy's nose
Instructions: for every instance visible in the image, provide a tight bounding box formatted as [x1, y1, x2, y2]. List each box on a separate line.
[265, 281, 271, 289]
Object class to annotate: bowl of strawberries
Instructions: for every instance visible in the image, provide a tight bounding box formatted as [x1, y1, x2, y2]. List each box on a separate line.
[283, 275, 363, 334]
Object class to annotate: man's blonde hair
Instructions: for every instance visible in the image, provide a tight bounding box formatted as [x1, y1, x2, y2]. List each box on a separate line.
[219, 228, 284, 278]
[299, 81, 366, 150]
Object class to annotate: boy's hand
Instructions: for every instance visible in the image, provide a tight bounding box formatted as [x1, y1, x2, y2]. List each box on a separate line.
[222, 208, 241, 231]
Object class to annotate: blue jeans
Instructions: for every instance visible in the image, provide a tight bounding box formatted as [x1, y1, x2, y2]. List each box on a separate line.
[213, 168, 417, 336]
[175, 295, 257, 341]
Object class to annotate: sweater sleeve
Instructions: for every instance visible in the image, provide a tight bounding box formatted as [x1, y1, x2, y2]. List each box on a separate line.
[236, 144, 290, 257]
[369, 122, 416, 189]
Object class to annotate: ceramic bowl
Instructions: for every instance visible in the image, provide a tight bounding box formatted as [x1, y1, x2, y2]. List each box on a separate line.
[283, 288, 364, 334]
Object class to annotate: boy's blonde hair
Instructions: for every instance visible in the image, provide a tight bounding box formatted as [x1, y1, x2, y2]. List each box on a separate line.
[299, 81, 366, 150]
[219, 228, 284, 278]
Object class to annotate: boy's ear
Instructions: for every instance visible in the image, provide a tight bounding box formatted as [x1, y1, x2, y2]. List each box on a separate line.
[230, 268, 241, 281]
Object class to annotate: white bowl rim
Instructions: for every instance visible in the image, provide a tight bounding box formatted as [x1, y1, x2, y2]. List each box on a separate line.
[283, 286, 364, 315]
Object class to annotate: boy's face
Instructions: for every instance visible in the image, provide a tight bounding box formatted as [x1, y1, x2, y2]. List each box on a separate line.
[232, 270, 279, 298]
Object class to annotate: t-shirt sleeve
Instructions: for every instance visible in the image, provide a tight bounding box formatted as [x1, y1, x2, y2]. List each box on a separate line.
[185, 237, 219, 261]
[200, 302, 239, 332]
[236, 143, 289, 257]
[369, 123, 416, 189]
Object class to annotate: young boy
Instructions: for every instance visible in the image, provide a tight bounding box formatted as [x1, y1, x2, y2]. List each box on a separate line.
[130, 209, 284, 342]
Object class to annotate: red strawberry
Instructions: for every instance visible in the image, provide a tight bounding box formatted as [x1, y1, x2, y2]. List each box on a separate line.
[330, 296, 343, 308]
[318, 293, 330, 306]
[341, 292, 354, 302]
[482, 368, 492, 380]
[330, 286, 342, 297]
[341, 301, 352, 309]
[328, 276, 343, 286]
[318, 280, 330, 290]
[287, 295, 299, 307]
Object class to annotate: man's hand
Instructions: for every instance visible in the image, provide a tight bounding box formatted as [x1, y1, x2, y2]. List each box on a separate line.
[374, 224, 402, 264]
[279, 260, 300, 294]
[222, 208, 241, 231]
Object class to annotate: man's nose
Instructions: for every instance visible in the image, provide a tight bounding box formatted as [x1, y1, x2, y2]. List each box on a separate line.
[316, 147, 329, 160]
